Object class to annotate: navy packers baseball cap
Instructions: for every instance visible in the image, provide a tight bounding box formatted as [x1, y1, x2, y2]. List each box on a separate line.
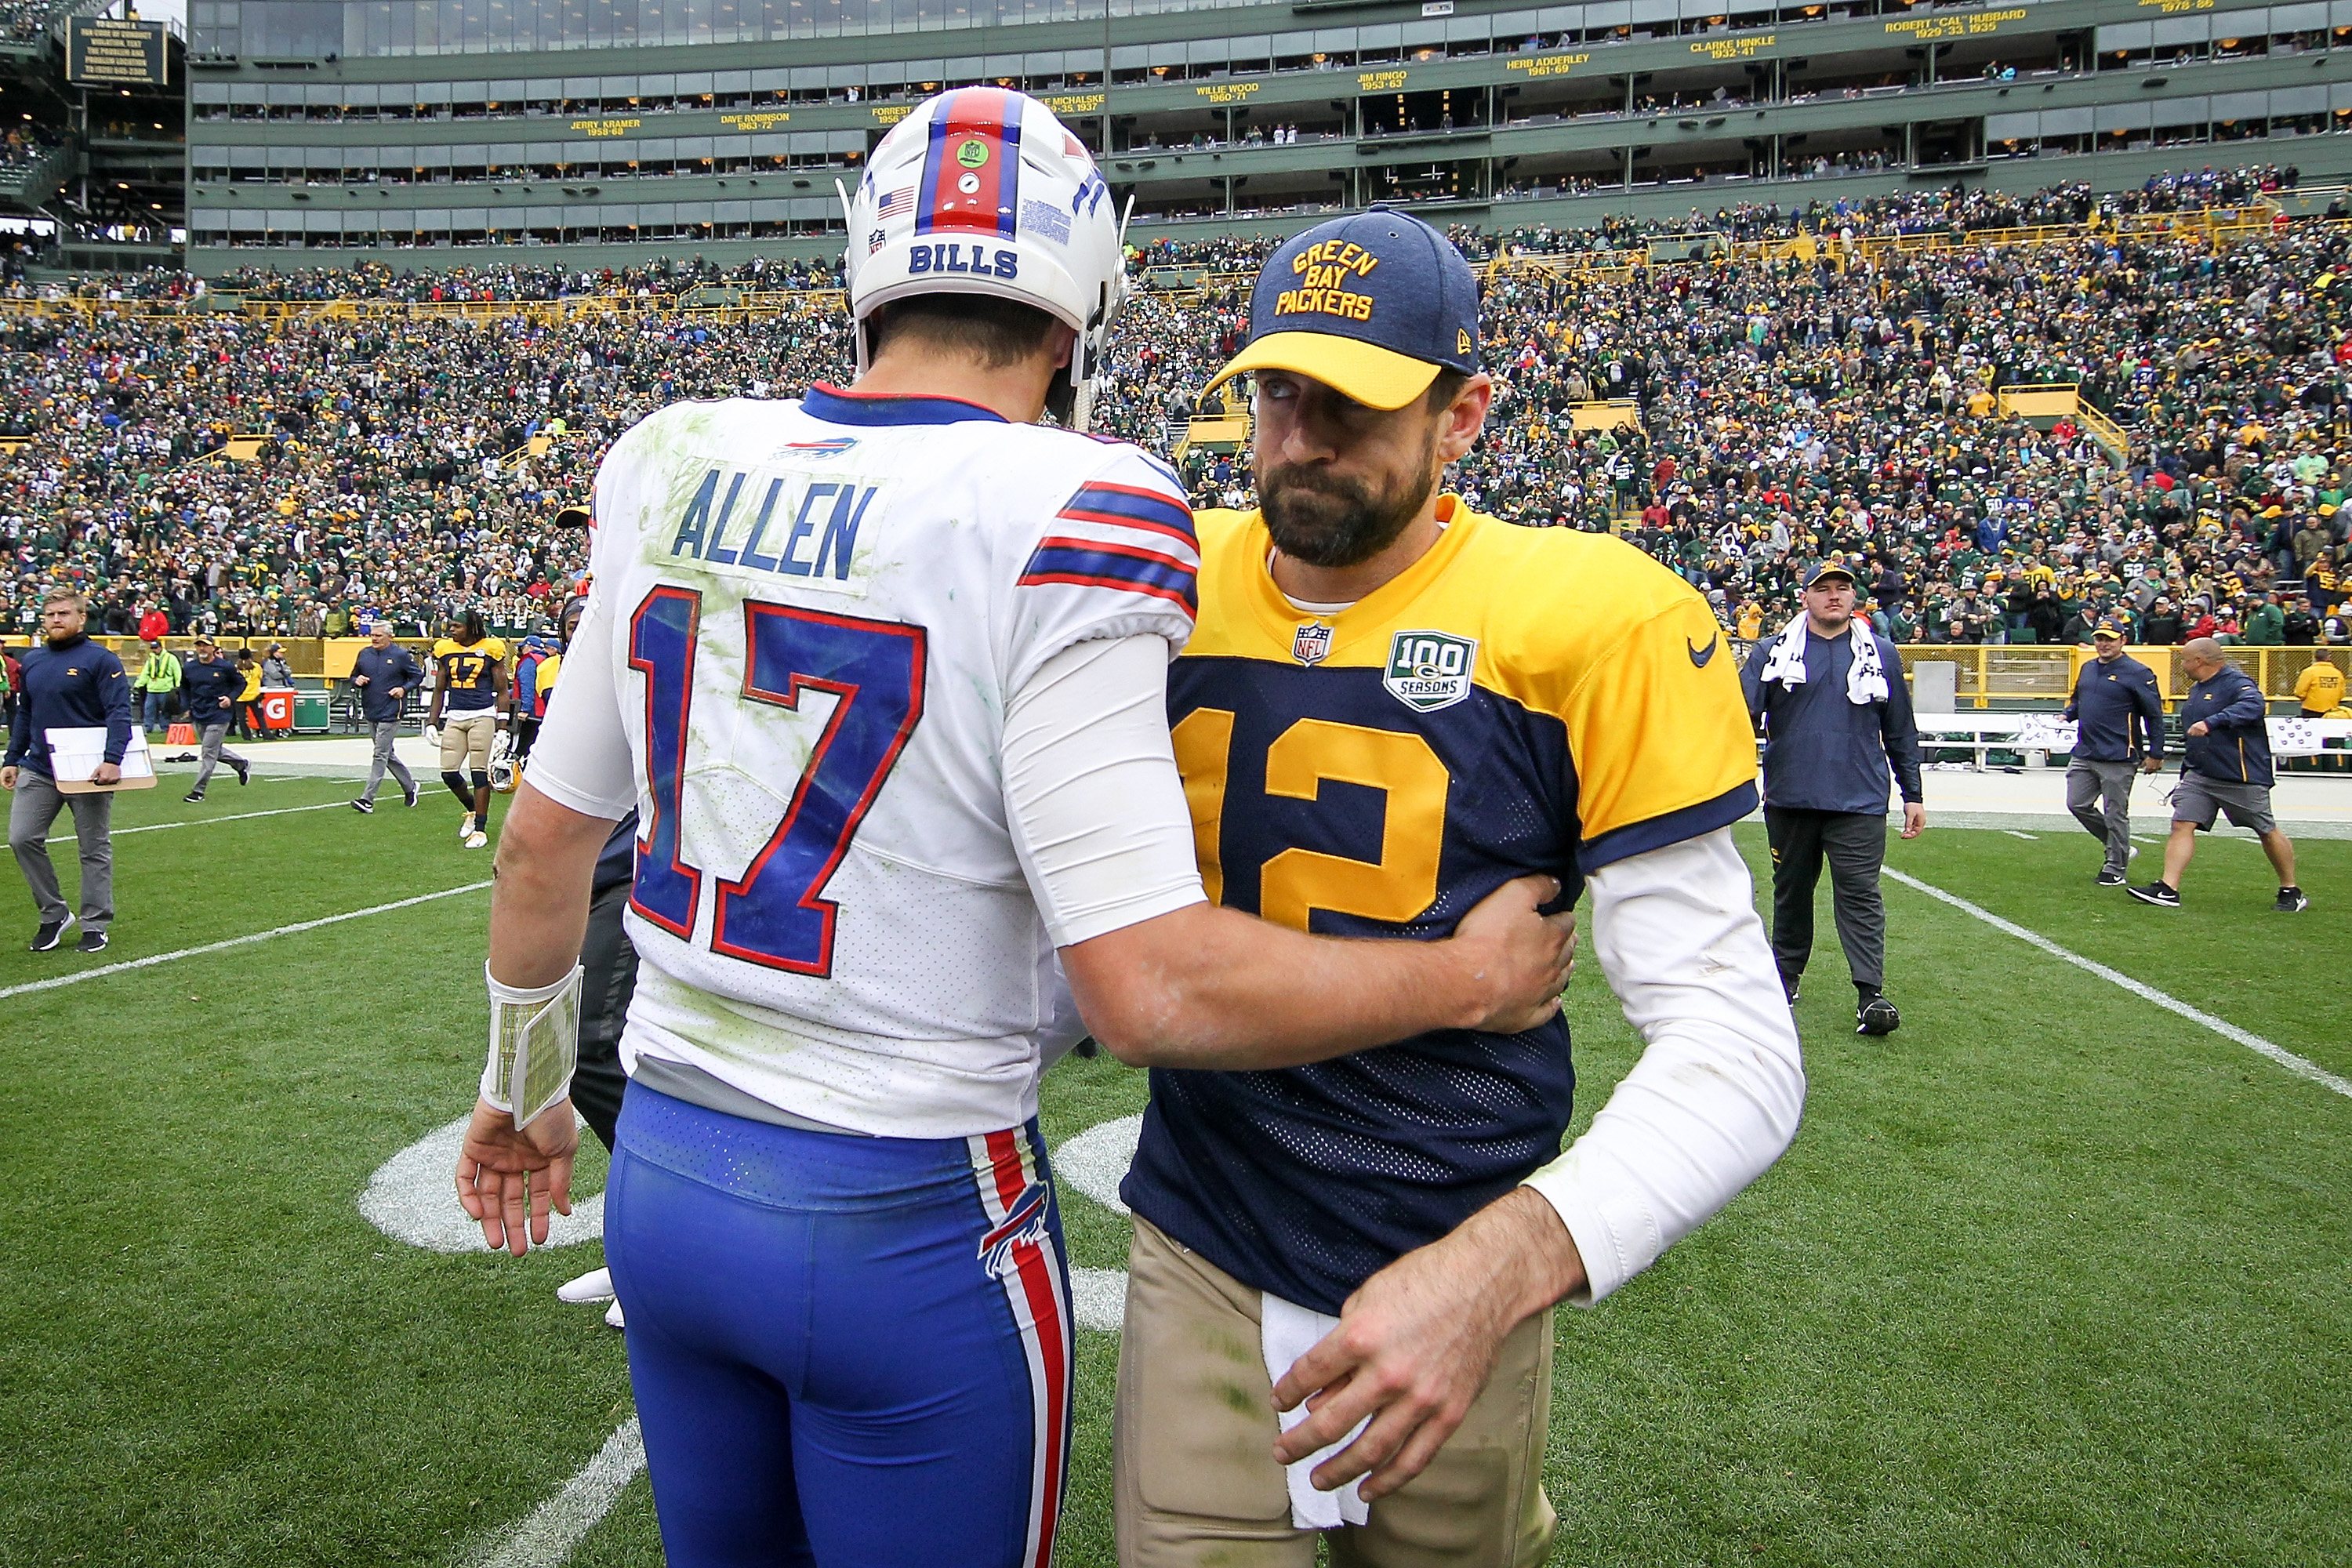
[1202, 206, 1480, 412]
[1806, 560, 1859, 588]
[2093, 620, 2126, 639]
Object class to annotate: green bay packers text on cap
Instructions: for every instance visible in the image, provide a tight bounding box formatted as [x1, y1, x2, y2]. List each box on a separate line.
[1276, 239, 1382, 324]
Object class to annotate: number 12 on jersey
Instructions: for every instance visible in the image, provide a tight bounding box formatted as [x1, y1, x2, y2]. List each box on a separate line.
[627, 586, 927, 975]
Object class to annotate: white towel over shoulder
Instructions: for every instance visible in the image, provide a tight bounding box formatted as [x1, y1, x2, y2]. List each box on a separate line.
[1759, 614, 1887, 706]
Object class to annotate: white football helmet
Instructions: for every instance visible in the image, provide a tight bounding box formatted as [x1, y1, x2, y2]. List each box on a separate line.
[488, 728, 520, 794]
[840, 87, 1127, 430]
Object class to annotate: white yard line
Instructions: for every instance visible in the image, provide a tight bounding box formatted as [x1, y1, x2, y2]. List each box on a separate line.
[46, 800, 349, 843]
[2002, 829, 2038, 840]
[0, 880, 490, 1000]
[470, 1418, 645, 1568]
[1884, 868, 2352, 1101]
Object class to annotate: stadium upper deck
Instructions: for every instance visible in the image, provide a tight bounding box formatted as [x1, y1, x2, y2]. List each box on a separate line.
[183, 0, 2352, 269]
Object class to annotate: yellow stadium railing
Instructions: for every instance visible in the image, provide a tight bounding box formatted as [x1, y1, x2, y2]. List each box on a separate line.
[1994, 383, 2082, 419]
[1878, 644, 2340, 708]
[0, 192, 2308, 327]
[2073, 400, 2131, 462]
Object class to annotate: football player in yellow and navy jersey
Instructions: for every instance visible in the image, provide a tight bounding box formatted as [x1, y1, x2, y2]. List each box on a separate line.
[426, 606, 509, 848]
[1114, 209, 1806, 1566]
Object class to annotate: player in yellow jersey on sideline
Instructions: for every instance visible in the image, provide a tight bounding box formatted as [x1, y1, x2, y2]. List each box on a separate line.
[426, 606, 509, 848]
[1115, 209, 1807, 1566]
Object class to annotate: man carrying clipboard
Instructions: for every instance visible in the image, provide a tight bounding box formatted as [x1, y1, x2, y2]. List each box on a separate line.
[2, 589, 133, 953]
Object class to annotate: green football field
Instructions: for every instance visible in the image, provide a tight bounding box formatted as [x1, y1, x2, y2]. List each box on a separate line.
[1, 769, 2347, 1566]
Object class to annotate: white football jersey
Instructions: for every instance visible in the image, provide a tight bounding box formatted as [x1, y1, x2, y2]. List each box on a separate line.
[529, 386, 1199, 1138]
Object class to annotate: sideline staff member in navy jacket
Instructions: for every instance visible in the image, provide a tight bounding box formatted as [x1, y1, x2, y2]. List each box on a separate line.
[2129, 637, 2307, 912]
[1744, 561, 1925, 1036]
[1, 588, 132, 953]
[349, 622, 423, 813]
[2063, 621, 2166, 887]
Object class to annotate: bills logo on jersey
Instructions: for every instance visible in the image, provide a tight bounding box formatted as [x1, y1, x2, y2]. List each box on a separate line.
[1291, 621, 1333, 666]
[1384, 630, 1478, 712]
[781, 437, 859, 459]
[977, 1181, 1052, 1282]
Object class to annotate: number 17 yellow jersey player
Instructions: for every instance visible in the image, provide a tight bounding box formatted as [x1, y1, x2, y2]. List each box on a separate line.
[1115, 209, 1809, 1564]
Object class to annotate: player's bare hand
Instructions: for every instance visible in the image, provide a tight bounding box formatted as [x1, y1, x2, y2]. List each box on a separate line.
[454, 1094, 577, 1257]
[2187, 720, 2210, 737]
[91, 762, 121, 786]
[1900, 802, 1926, 840]
[1272, 1188, 1584, 1501]
[2, 767, 16, 790]
[1449, 874, 1574, 1035]
[2142, 756, 2164, 774]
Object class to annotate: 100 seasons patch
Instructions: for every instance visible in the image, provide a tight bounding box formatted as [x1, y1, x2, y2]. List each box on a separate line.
[1383, 630, 1477, 712]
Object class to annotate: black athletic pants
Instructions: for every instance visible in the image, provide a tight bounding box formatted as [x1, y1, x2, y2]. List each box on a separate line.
[572, 878, 638, 1154]
[1764, 806, 1887, 993]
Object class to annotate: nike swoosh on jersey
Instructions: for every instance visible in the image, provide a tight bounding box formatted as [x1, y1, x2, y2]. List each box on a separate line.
[1686, 633, 1720, 668]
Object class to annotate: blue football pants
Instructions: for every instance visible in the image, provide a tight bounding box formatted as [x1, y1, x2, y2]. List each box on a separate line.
[604, 1082, 1076, 1568]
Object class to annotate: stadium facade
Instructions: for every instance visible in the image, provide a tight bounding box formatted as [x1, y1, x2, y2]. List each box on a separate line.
[183, 0, 2352, 270]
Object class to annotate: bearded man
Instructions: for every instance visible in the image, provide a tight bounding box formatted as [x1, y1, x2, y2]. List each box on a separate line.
[1112, 209, 1808, 1566]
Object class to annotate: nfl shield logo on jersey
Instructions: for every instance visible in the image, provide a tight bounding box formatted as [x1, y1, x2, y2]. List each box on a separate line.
[1291, 621, 1334, 666]
[1384, 630, 1478, 712]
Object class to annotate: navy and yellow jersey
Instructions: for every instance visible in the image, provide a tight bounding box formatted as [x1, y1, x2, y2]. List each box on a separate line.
[434, 636, 509, 713]
[1120, 495, 1759, 1314]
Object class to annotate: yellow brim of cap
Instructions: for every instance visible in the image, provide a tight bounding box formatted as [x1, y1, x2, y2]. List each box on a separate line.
[1203, 331, 1443, 413]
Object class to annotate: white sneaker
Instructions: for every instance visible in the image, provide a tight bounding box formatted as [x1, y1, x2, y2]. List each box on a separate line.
[557, 1266, 615, 1305]
[459, 813, 474, 840]
[604, 1298, 626, 1330]
[464, 830, 488, 850]
[2129, 844, 2140, 861]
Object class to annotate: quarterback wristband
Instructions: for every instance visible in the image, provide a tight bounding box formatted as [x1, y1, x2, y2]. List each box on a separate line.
[481, 960, 584, 1130]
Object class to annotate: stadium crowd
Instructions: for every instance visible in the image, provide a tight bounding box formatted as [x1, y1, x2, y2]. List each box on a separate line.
[1, 0, 49, 43]
[0, 168, 2347, 646]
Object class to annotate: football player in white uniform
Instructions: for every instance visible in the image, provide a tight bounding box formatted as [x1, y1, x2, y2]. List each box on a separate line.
[453, 88, 1573, 1568]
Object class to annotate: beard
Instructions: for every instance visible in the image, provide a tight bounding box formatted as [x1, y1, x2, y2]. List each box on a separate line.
[1258, 434, 1439, 570]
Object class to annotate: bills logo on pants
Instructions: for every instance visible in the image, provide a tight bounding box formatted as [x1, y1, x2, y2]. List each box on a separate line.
[967, 1127, 1073, 1568]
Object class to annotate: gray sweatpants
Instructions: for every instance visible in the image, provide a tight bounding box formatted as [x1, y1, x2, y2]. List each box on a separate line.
[194, 723, 246, 792]
[2067, 758, 2137, 873]
[361, 720, 415, 804]
[1765, 807, 1888, 992]
[9, 769, 112, 932]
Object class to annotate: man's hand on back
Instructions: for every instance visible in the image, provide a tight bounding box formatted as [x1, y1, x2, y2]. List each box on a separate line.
[454, 1094, 578, 1256]
[1270, 1185, 1585, 1501]
[1446, 876, 1577, 1035]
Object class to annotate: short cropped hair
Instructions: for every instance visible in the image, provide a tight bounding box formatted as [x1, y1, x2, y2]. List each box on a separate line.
[865, 294, 1061, 371]
[41, 588, 85, 612]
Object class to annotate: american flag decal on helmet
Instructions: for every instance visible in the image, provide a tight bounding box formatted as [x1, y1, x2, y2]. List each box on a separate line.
[877, 187, 915, 220]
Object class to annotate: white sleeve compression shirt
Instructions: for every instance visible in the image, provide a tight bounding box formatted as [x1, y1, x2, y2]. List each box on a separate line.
[1002, 633, 1207, 949]
[1523, 827, 1807, 1303]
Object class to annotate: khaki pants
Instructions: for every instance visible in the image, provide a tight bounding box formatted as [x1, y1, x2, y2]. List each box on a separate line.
[439, 710, 496, 772]
[1115, 1216, 1556, 1568]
